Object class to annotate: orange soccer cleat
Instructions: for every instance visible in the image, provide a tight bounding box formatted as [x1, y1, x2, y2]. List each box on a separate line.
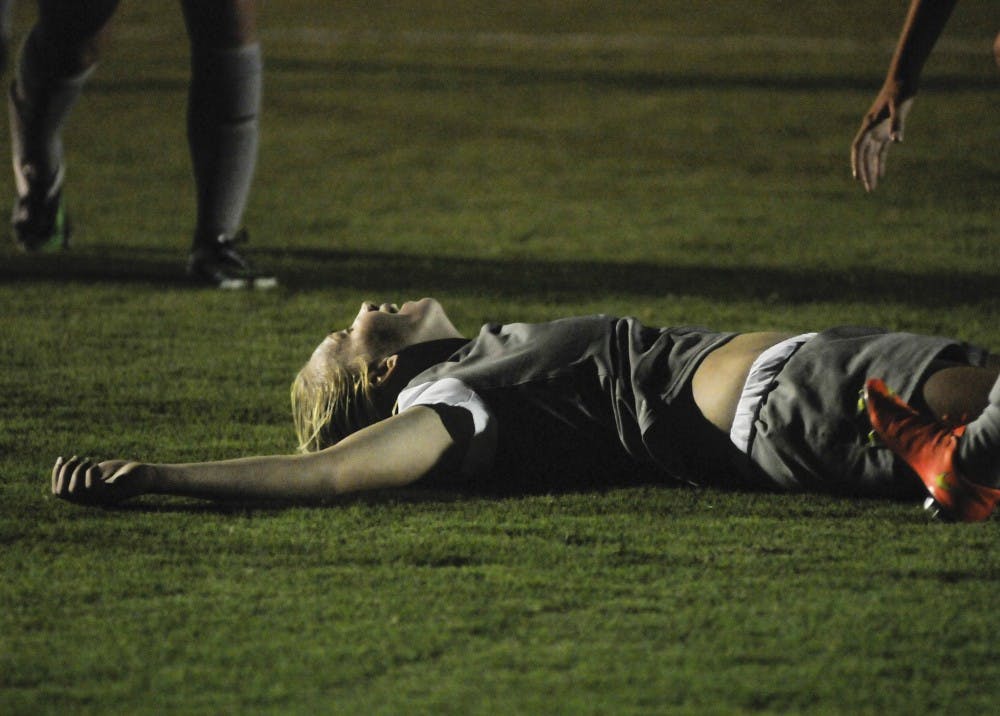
[864, 378, 1000, 522]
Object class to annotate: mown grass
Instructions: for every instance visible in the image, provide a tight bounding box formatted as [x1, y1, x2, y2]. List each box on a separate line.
[2, 1, 999, 713]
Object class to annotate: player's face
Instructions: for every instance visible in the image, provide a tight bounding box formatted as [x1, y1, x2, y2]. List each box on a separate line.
[312, 297, 462, 367]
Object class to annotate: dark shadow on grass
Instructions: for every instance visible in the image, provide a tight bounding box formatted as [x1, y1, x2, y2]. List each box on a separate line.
[268, 57, 997, 94]
[0, 244, 994, 307]
[88, 78, 189, 95]
[83, 62, 993, 107]
[266, 247, 995, 307]
[0, 248, 191, 287]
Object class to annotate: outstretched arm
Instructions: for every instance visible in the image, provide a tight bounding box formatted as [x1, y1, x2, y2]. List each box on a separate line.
[850, 0, 958, 192]
[52, 406, 459, 505]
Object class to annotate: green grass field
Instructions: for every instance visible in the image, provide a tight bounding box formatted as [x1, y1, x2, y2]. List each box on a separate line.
[2, 1, 999, 712]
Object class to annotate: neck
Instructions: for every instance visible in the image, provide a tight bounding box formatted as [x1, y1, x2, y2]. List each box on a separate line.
[400, 337, 469, 367]
[374, 337, 470, 416]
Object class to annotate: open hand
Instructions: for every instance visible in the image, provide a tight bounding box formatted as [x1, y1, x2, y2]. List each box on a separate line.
[851, 95, 914, 192]
[51, 455, 153, 506]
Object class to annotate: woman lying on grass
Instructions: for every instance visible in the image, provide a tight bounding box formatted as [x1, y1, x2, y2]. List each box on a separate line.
[53, 298, 1000, 521]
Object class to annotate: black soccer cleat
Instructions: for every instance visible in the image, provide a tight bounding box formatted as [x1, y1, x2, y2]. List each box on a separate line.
[186, 229, 278, 290]
[10, 174, 72, 252]
[8, 82, 72, 252]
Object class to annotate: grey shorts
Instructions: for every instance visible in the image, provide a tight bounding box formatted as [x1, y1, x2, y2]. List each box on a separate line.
[746, 327, 992, 498]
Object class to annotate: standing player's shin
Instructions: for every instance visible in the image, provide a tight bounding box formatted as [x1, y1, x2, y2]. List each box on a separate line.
[186, 42, 261, 241]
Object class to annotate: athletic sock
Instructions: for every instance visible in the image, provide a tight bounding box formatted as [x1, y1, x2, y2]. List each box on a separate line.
[10, 27, 93, 195]
[957, 375, 1000, 488]
[187, 43, 261, 244]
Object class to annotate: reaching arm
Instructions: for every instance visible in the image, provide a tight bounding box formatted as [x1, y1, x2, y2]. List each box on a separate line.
[850, 0, 959, 192]
[880, 0, 959, 99]
[51, 406, 460, 505]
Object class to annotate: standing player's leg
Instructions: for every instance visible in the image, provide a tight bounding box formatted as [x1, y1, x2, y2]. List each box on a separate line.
[0, 0, 14, 74]
[181, 0, 275, 289]
[8, 0, 118, 251]
[7, 0, 118, 251]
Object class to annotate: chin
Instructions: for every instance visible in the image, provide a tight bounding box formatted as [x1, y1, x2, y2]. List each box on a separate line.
[402, 297, 437, 315]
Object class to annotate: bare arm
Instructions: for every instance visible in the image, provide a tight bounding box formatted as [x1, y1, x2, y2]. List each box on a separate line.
[850, 0, 959, 192]
[52, 406, 459, 505]
[881, 0, 959, 98]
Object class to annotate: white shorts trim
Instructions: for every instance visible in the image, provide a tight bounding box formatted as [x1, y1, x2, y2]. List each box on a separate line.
[729, 333, 816, 454]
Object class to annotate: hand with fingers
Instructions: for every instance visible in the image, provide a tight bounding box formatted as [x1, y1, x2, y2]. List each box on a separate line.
[51, 456, 154, 506]
[850, 90, 914, 193]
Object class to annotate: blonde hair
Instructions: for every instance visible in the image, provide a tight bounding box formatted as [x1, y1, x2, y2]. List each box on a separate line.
[290, 352, 380, 453]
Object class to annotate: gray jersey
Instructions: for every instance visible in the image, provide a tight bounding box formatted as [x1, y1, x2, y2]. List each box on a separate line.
[396, 319, 993, 498]
[398, 316, 736, 492]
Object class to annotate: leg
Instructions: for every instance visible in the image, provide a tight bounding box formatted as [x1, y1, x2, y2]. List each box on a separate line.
[0, 0, 14, 74]
[180, 0, 274, 289]
[866, 362, 1000, 521]
[919, 363, 1000, 486]
[8, 0, 119, 250]
[956, 373, 1000, 486]
[919, 363, 998, 425]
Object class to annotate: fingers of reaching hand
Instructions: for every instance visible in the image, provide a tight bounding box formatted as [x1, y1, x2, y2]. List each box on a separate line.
[877, 141, 892, 179]
[851, 98, 913, 193]
[852, 117, 894, 192]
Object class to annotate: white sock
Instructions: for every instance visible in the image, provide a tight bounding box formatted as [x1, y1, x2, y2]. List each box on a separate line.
[187, 43, 262, 242]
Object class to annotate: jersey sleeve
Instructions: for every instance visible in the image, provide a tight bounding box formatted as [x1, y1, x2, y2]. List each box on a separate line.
[396, 378, 497, 477]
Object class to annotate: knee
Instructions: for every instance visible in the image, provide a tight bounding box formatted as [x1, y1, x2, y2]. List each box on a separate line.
[33, 0, 118, 75]
[23, 24, 107, 78]
[183, 0, 258, 51]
